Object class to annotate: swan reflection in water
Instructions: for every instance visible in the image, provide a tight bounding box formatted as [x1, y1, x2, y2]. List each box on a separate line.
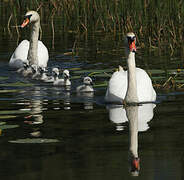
[15, 87, 45, 137]
[107, 103, 156, 176]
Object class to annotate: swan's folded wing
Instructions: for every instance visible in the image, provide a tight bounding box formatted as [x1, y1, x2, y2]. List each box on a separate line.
[9, 40, 29, 69]
[37, 41, 49, 68]
[105, 71, 127, 103]
[136, 68, 156, 102]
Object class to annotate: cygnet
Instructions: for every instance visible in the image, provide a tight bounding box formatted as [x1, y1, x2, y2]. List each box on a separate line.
[53, 68, 71, 86]
[76, 76, 94, 92]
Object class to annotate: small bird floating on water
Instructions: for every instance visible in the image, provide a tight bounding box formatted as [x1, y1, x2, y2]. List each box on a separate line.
[53, 68, 71, 86]
[76, 76, 94, 93]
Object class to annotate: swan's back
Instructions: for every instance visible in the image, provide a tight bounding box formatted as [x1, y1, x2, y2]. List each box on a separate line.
[105, 69, 127, 103]
[37, 41, 49, 67]
[9, 40, 49, 69]
[105, 68, 156, 103]
[76, 84, 94, 92]
[136, 68, 156, 102]
[9, 40, 29, 69]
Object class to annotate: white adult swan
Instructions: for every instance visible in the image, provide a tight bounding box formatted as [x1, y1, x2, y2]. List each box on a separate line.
[105, 32, 156, 103]
[107, 103, 156, 132]
[9, 10, 49, 69]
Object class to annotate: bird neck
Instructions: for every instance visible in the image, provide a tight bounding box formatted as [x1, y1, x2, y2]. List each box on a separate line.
[41, 72, 47, 79]
[84, 83, 89, 87]
[54, 75, 58, 81]
[65, 79, 71, 86]
[27, 20, 40, 66]
[125, 52, 138, 103]
[126, 106, 139, 159]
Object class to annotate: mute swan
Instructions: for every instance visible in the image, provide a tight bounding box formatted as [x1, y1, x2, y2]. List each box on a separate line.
[126, 105, 140, 176]
[9, 10, 49, 69]
[105, 32, 156, 103]
[107, 103, 155, 132]
[53, 68, 71, 86]
[76, 77, 94, 92]
[106, 103, 156, 175]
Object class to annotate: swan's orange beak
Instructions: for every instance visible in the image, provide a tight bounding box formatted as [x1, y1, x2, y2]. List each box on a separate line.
[130, 157, 140, 176]
[133, 158, 140, 170]
[21, 18, 30, 28]
[129, 40, 136, 52]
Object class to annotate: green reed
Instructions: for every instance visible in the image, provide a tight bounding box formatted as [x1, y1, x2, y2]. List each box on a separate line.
[1, 0, 184, 55]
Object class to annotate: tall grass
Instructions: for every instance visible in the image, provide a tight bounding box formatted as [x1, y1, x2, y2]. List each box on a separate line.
[1, 0, 184, 55]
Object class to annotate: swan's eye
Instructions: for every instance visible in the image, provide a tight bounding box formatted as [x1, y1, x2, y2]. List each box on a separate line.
[127, 36, 136, 43]
[24, 14, 32, 20]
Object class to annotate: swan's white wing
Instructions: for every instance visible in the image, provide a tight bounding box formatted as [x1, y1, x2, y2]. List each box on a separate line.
[105, 67, 156, 103]
[107, 105, 128, 124]
[105, 70, 127, 103]
[136, 68, 156, 102]
[9, 40, 49, 69]
[137, 103, 156, 132]
[37, 41, 49, 67]
[77, 84, 94, 92]
[76, 85, 85, 92]
[53, 79, 64, 86]
[9, 40, 29, 69]
[107, 103, 155, 132]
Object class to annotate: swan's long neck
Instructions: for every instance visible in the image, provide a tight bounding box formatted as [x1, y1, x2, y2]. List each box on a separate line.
[27, 20, 40, 66]
[126, 106, 138, 158]
[125, 52, 138, 103]
[54, 75, 58, 81]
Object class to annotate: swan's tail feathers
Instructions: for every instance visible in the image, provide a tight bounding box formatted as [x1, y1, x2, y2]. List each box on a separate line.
[118, 65, 124, 72]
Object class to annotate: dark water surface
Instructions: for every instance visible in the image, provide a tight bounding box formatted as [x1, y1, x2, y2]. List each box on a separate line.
[0, 30, 184, 180]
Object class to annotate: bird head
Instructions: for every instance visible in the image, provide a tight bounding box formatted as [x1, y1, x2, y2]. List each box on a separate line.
[125, 32, 136, 53]
[21, 10, 40, 28]
[83, 77, 93, 85]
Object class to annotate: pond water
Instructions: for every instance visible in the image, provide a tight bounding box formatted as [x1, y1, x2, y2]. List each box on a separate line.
[0, 28, 184, 180]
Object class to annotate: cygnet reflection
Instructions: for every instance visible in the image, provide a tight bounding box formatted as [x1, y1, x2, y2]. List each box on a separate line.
[63, 91, 71, 110]
[77, 91, 94, 110]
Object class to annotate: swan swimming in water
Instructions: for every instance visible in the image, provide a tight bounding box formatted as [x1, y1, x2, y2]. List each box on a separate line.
[53, 68, 71, 86]
[76, 77, 94, 93]
[105, 32, 156, 104]
[39, 67, 49, 81]
[9, 10, 49, 69]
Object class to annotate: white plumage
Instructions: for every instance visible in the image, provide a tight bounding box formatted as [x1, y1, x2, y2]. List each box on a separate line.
[107, 103, 156, 132]
[76, 77, 94, 93]
[105, 32, 156, 103]
[105, 67, 156, 103]
[9, 11, 49, 69]
[53, 69, 71, 86]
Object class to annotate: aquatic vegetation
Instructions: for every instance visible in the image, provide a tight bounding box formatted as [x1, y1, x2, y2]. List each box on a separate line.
[1, 0, 184, 56]
[71, 67, 184, 91]
[0, 123, 19, 130]
[0, 82, 34, 87]
[9, 138, 60, 144]
[0, 109, 30, 115]
[1, 0, 184, 91]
